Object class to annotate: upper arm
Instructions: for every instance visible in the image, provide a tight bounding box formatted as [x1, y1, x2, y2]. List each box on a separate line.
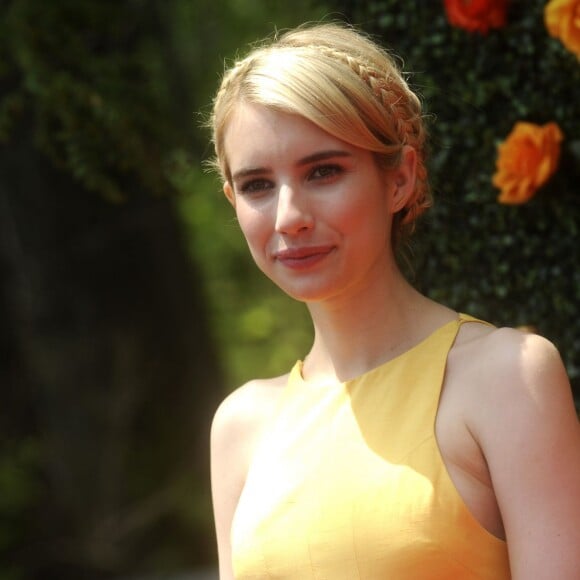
[474, 331, 580, 580]
[210, 392, 247, 580]
[210, 378, 285, 579]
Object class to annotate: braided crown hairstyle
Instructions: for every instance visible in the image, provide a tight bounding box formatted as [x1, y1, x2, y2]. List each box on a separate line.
[211, 22, 431, 245]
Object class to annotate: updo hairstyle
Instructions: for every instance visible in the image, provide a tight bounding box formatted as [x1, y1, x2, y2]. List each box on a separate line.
[210, 22, 431, 245]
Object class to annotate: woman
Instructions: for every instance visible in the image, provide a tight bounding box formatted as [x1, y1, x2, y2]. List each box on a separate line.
[209, 22, 580, 579]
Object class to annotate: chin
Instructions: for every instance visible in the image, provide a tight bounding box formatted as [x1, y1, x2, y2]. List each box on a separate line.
[270, 279, 341, 304]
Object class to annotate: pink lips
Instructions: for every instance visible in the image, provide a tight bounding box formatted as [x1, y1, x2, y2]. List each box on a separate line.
[273, 246, 335, 270]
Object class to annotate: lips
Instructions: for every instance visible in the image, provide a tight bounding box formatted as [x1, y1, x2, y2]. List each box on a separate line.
[273, 245, 335, 269]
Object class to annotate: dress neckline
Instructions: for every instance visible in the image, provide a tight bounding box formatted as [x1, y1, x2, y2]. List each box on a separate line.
[292, 313, 475, 389]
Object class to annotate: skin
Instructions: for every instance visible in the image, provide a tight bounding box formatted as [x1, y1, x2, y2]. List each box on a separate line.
[211, 103, 580, 579]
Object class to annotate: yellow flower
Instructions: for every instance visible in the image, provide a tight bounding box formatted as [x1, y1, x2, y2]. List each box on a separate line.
[492, 122, 563, 205]
[545, 0, 580, 58]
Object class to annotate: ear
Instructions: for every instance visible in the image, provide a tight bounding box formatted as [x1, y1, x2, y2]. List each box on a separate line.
[390, 145, 417, 214]
[223, 181, 236, 207]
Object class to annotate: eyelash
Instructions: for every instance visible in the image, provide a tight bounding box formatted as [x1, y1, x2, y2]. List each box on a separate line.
[237, 164, 344, 194]
[308, 164, 343, 181]
[239, 178, 274, 194]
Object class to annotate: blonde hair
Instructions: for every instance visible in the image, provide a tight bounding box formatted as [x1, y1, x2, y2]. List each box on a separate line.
[210, 22, 431, 244]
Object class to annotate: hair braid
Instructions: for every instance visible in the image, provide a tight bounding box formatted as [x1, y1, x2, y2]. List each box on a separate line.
[210, 23, 432, 245]
[278, 34, 432, 234]
[292, 44, 431, 231]
[211, 55, 257, 178]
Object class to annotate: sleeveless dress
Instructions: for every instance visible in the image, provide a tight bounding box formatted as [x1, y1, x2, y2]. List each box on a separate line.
[231, 314, 511, 579]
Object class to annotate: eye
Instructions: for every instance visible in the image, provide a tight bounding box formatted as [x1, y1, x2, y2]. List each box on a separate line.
[308, 164, 343, 181]
[238, 178, 274, 194]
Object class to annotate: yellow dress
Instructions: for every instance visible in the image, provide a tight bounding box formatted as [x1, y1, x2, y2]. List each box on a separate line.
[231, 314, 511, 579]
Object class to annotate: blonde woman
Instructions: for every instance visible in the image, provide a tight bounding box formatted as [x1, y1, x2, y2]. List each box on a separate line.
[209, 22, 580, 580]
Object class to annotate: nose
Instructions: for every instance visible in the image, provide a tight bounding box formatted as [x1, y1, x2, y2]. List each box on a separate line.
[274, 183, 314, 235]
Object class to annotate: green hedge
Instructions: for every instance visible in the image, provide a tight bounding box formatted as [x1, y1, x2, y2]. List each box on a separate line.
[346, 1, 579, 396]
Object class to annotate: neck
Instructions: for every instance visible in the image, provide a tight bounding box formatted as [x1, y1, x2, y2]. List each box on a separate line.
[302, 264, 452, 383]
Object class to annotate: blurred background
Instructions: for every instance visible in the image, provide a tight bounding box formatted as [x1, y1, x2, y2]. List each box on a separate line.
[0, 1, 578, 579]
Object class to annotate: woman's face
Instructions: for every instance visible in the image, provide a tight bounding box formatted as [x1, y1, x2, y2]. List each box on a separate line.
[222, 103, 413, 304]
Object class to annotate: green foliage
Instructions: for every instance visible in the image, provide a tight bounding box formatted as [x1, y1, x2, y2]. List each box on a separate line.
[0, 0, 180, 202]
[0, 439, 41, 561]
[0, 0, 327, 392]
[347, 1, 579, 389]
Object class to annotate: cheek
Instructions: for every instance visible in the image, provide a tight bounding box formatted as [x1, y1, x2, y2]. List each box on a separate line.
[332, 192, 389, 232]
[236, 205, 271, 252]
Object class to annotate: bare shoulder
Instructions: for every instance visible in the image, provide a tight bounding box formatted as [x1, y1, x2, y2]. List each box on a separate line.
[452, 322, 572, 405]
[211, 374, 288, 452]
[210, 374, 287, 502]
[450, 321, 577, 442]
[452, 321, 580, 578]
[210, 373, 289, 579]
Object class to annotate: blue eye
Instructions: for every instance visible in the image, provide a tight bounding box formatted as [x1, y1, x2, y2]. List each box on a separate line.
[309, 164, 342, 180]
[239, 178, 274, 194]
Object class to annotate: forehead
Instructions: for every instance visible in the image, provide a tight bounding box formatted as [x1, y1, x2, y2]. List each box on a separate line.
[225, 103, 293, 142]
[223, 103, 351, 171]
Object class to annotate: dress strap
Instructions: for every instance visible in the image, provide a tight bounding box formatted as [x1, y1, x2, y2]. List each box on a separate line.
[458, 312, 495, 327]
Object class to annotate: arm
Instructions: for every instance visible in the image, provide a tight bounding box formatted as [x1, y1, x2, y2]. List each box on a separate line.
[473, 330, 580, 579]
[210, 378, 286, 579]
[210, 391, 246, 580]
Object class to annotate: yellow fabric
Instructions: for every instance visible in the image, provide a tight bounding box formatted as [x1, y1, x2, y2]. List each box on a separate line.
[231, 314, 511, 579]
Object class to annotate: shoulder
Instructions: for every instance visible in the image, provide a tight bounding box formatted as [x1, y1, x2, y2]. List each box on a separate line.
[212, 374, 289, 437]
[467, 322, 578, 452]
[210, 373, 290, 578]
[211, 373, 289, 467]
[210, 373, 291, 496]
[453, 322, 570, 406]
[453, 322, 580, 577]
[451, 322, 575, 437]
[451, 320, 565, 383]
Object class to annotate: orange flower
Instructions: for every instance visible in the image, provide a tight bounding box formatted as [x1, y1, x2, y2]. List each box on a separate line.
[493, 122, 563, 205]
[545, 0, 580, 58]
[444, 0, 508, 34]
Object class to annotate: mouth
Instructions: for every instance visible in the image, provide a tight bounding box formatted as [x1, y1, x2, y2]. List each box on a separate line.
[273, 246, 335, 269]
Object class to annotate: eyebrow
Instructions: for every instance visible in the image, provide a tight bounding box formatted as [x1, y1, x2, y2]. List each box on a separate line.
[231, 149, 353, 182]
[297, 149, 353, 165]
